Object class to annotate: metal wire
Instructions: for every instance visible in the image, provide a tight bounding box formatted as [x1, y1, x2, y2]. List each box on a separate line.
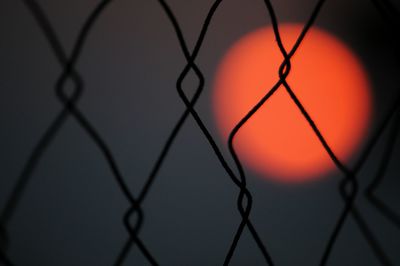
[0, 0, 399, 265]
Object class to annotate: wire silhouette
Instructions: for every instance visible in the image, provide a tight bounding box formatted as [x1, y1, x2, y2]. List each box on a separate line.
[366, 110, 400, 227]
[0, 0, 400, 265]
[224, 0, 400, 265]
[115, 0, 227, 263]
[259, 1, 387, 265]
[120, 0, 274, 265]
[223, 0, 329, 263]
[0, 0, 156, 264]
[258, 1, 400, 265]
[365, 0, 400, 230]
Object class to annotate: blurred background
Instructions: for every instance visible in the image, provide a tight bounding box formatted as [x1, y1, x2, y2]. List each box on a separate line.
[0, 0, 400, 265]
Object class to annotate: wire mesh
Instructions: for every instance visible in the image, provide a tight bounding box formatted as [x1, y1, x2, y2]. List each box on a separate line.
[1, 0, 400, 265]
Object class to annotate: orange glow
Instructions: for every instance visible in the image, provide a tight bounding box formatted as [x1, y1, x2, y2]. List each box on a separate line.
[212, 24, 372, 183]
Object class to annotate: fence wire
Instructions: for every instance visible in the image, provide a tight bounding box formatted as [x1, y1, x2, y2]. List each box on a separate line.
[1, 0, 400, 265]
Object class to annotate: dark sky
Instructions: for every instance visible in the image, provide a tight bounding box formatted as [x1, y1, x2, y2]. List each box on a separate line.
[1, 0, 400, 265]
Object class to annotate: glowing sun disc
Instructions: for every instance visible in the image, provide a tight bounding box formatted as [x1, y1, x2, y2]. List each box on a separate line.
[212, 23, 372, 183]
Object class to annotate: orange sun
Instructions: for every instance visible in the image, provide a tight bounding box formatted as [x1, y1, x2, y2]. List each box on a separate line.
[212, 23, 372, 183]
